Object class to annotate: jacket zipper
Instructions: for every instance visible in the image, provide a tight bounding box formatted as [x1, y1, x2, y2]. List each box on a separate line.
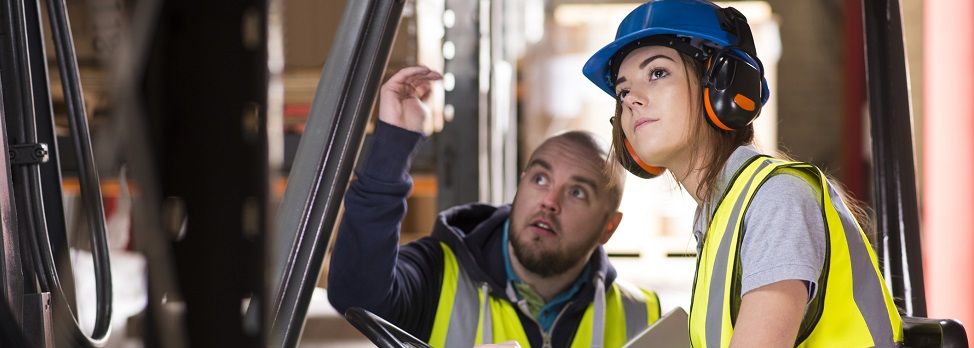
[510, 295, 572, 348]
[506, 282, 574, 348]
[541, 302, 572, 348]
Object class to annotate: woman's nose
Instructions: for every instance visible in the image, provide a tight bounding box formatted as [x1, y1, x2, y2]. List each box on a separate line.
[624, 91, 646, 108]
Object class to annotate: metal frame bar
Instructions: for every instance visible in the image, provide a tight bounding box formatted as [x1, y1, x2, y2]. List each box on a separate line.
[105, 0, 188, 345]
[0, 0, 36, 334]
[437, 0, 483, 211]
[268, 0, 405, 346]
[143, 1, 272, 346]
[862, 0, 926, 316]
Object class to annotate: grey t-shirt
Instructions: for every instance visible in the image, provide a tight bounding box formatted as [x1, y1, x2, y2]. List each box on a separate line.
[692, 146, 826, 299]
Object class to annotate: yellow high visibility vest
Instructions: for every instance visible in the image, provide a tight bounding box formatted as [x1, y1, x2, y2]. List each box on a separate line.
[429, 242, 660, 348]
[689, 156, 903, 347]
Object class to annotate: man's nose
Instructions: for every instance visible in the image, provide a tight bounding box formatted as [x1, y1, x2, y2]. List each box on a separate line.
[540, 189, 561, 214]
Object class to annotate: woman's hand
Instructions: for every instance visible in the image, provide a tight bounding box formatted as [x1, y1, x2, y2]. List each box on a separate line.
[378, 66, 442, 133]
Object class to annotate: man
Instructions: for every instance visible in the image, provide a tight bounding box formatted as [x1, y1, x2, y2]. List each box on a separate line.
[328, 66, 660, 348]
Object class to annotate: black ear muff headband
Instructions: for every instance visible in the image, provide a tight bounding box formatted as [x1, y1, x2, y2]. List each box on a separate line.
[701, 7, 765, 131]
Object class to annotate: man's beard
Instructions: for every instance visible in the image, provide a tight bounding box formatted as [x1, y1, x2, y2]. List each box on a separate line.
[510, 232, 599, 278]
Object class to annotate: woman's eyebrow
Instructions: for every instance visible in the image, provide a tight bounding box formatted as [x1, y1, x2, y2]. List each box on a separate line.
[639, 54, 675, 69]
[616, 54, 676, 86]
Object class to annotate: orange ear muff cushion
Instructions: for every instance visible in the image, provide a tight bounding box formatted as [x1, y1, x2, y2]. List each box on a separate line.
[624, 138, 665, 176]
[704, 89, 734, 131]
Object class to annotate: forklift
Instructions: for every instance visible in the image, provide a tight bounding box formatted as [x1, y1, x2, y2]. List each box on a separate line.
[0, 0, 966, 346]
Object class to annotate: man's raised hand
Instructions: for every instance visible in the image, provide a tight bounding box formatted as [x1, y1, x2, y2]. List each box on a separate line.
[378, 66, 442, 133]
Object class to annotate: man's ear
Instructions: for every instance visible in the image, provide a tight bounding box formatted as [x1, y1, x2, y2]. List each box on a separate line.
[599, 212, 623, 244]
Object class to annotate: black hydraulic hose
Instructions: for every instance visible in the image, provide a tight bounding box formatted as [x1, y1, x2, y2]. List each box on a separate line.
[28, 166, 108, 346]
[3, 0, 51, 305]
[19, 167, 49, 293]
[5, 0, 110, 342]
[24, 0, 77, 312]
[43, 0, 113, 342]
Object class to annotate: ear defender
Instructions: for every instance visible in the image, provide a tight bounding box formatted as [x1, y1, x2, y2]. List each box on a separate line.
[622, 138, 666, 179]
[702, 50, 764, 130]
[619, 138, 666, 179]
[610, 116, 666, 179]
[701, 7, 765, 131]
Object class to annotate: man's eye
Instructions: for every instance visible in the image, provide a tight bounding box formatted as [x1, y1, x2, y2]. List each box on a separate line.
[571, 188, 587, 199]
[534, 175, 549, 185]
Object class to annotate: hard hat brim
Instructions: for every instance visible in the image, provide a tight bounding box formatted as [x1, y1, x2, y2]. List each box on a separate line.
[582, 0, 737, 98]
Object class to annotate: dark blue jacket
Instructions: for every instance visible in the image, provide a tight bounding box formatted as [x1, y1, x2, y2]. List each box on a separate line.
[327, 121, 620, 348]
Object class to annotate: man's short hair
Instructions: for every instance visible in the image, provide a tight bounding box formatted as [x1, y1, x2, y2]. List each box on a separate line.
[538, 130, 626, 211]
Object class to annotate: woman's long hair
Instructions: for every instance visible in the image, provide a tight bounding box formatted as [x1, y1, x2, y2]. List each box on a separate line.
[607, 50, 752, 203]
[605, 48, 875, 239]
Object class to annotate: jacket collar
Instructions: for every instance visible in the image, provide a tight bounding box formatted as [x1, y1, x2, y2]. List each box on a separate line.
[430, 203, 617, 303]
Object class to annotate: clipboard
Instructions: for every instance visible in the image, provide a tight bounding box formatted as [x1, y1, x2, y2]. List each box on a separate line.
[622, 307, 690, 348]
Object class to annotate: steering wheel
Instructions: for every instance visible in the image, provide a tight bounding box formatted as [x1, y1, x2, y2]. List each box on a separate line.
[344, 307, 432, 348]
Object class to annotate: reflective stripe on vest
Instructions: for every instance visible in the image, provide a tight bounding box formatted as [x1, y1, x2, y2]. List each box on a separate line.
[430, 242, 661, 348]
[688, 156, 903, 347]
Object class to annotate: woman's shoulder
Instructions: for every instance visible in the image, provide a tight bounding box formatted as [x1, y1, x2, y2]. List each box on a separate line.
[744, 171, 824, 225]
[757, 170, 820, 203]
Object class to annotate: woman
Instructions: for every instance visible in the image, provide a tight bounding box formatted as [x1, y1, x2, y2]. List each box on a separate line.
[581, 0, 903, 347]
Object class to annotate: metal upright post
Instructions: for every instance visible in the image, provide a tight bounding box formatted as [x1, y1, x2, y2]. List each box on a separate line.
[268, 0, 405, 346]
[437, 0, 484, 211]
[142, 0, 274, 346]
[861, 0, 926, 316]
[0, 0, 36, 336]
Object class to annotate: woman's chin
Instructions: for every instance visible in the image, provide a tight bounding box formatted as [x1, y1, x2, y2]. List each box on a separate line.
[635, 151, 670, 169]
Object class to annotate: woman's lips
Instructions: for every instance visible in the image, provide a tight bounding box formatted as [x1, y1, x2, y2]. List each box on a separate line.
[633, 117, 657, 132]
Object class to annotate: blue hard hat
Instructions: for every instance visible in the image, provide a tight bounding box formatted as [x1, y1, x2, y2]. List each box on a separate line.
[583, 0, 748, 97]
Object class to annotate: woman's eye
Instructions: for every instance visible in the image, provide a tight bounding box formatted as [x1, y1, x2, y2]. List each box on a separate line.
[650, 68, 668, 80]
[616, 89, 629, 100]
